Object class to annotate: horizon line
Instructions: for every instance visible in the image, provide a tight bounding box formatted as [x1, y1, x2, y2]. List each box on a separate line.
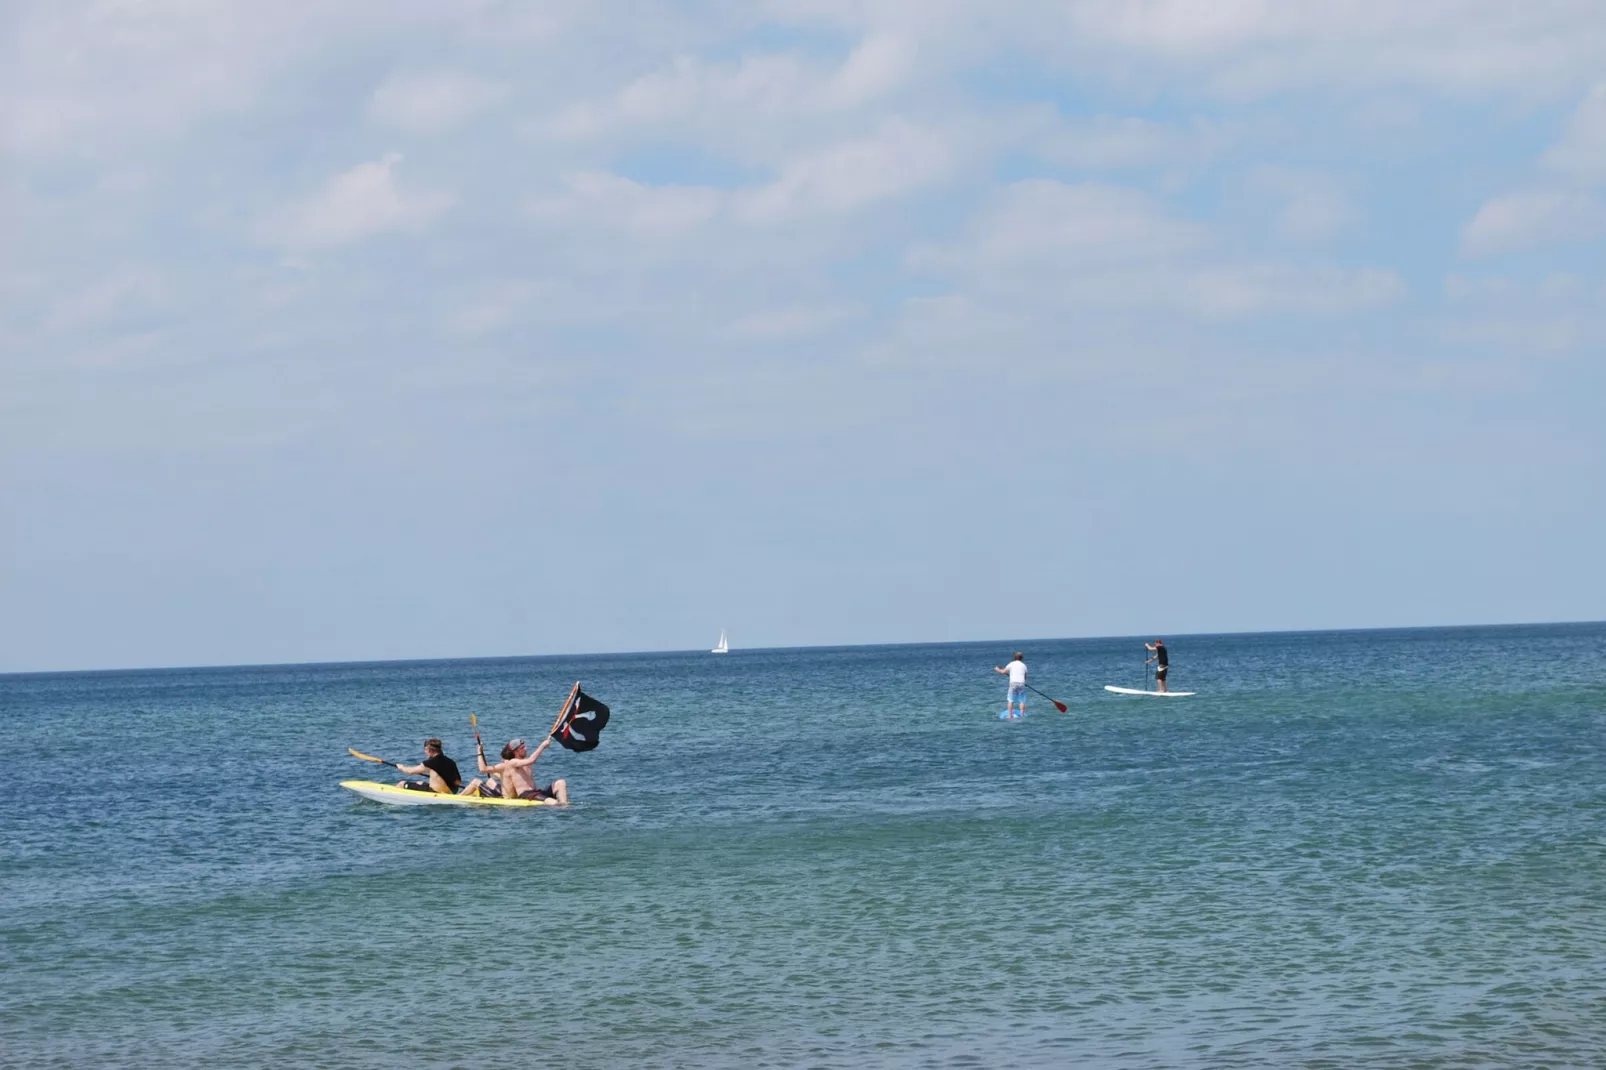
[3, 616, 1601, 680]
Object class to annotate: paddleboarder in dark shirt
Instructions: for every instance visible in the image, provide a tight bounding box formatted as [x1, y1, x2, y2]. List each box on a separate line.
[396, 738, 463, 793]
[1145, 640, 1169, 693]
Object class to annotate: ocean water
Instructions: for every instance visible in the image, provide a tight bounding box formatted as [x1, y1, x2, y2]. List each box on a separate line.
[3, 624, 1605, 1069]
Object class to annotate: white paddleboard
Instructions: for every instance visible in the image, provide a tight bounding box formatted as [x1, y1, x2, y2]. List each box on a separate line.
[1104, 686, 1195, 697]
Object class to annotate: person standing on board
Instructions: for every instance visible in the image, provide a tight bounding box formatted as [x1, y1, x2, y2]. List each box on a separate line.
[994, 652, 1028, 719]
[1145, 640, 1169, 693]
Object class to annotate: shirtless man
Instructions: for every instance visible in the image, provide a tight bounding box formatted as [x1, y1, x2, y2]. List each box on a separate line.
[477, 737, 569, 805]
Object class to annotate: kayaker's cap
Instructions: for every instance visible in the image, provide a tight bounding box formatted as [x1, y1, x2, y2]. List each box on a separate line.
[507, 738, 527, 751]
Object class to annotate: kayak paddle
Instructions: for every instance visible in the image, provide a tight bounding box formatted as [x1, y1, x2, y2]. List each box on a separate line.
[471, 711, 491, 778]
[348, 747, 403, 770]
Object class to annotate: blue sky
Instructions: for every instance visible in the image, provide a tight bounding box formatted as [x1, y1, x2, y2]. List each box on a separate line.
[3, 1, 1604, 671]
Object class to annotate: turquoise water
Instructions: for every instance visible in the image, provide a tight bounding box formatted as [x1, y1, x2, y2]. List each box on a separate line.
[3, 624, 1605, 1068]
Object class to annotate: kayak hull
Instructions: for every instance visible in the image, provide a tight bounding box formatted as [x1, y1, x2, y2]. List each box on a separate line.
[340, 780, 556, 808]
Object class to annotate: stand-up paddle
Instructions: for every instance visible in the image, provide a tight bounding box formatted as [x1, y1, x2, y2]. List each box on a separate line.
[1026, 683, 1068, 713]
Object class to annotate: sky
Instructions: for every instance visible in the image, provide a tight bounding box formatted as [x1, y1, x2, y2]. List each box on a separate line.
[3, 1, 1604, 672]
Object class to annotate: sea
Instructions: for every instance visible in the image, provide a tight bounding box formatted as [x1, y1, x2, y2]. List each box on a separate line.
[3, 623, 1604, 1069]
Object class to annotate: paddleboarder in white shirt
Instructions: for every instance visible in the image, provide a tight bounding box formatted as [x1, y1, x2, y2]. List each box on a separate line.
[994, 652, 1028, 719]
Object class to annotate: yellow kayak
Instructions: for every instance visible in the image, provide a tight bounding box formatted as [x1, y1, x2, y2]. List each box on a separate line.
[340, 780, 557, 808]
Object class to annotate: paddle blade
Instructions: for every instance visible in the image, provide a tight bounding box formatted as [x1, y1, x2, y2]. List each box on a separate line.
[1054, 700, 1068, 713]
[349, 748, 388, 764]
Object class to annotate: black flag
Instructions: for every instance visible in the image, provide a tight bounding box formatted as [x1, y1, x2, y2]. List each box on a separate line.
[552, 690, 610, 752]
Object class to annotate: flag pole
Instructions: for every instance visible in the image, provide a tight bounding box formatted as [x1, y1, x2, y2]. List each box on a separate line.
[547, 680, 580, 739]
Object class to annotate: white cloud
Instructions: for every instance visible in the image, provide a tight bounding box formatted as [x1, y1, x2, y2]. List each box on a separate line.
[448, 280, 540, 335]
[525, 123, 955, 235]
[1440, 273, 1606, 353]
[1064, 0, 1302, 56]
[0, 2, 473, 156]
[262, 153, 451, 249]
[1461, 189, 1606, 256]
[721, 303, 860, 341]
[1277, 189, 1354, 242]
[1541, 83, 1606, 184]
[911, 181, 1205, 278]
[912, 179, 1403, 318]
[1027, 113, 1234, 172]
[1457, 83, 1606, 258]
[9, 0, 1605, 172]
[1445, 272, 1593, 303]
[1184, 264, 1404, 317]
[733, 121, 954, 222]
[524, 172, 722, 237]
[783, 0, 1606, 100]
[1057, 0, 1606, 99]
[43, 267, 167, 332]
[1248, 168, 1357, 242]
[1, 2, 281, 153]
[550, 53, 810, 138]
[544, 36, 916, 145]
[369, 71, 500, 134]
[822, 36, 918, 108]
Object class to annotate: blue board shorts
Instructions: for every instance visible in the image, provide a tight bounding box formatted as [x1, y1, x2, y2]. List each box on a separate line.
[1007, 684, 1026, 704]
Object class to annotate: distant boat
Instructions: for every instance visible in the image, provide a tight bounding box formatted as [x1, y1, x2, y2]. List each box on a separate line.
[711, 629, 729, 654]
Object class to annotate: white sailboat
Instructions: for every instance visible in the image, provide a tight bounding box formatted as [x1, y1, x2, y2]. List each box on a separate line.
[711, 629, 729, 654]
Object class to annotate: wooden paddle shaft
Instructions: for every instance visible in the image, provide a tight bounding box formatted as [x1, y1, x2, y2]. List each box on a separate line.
[547, 681, 580, 739]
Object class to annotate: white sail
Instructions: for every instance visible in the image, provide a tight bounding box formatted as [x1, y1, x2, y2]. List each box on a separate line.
[711, 629, 729, 654]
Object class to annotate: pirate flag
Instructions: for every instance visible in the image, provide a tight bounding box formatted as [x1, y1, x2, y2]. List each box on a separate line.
[552, 690, 610, 752]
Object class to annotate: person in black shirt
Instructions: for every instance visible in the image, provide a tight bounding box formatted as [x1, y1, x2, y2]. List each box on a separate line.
[1145, 640, 1170, 693]
[396, 738, 463, 794]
